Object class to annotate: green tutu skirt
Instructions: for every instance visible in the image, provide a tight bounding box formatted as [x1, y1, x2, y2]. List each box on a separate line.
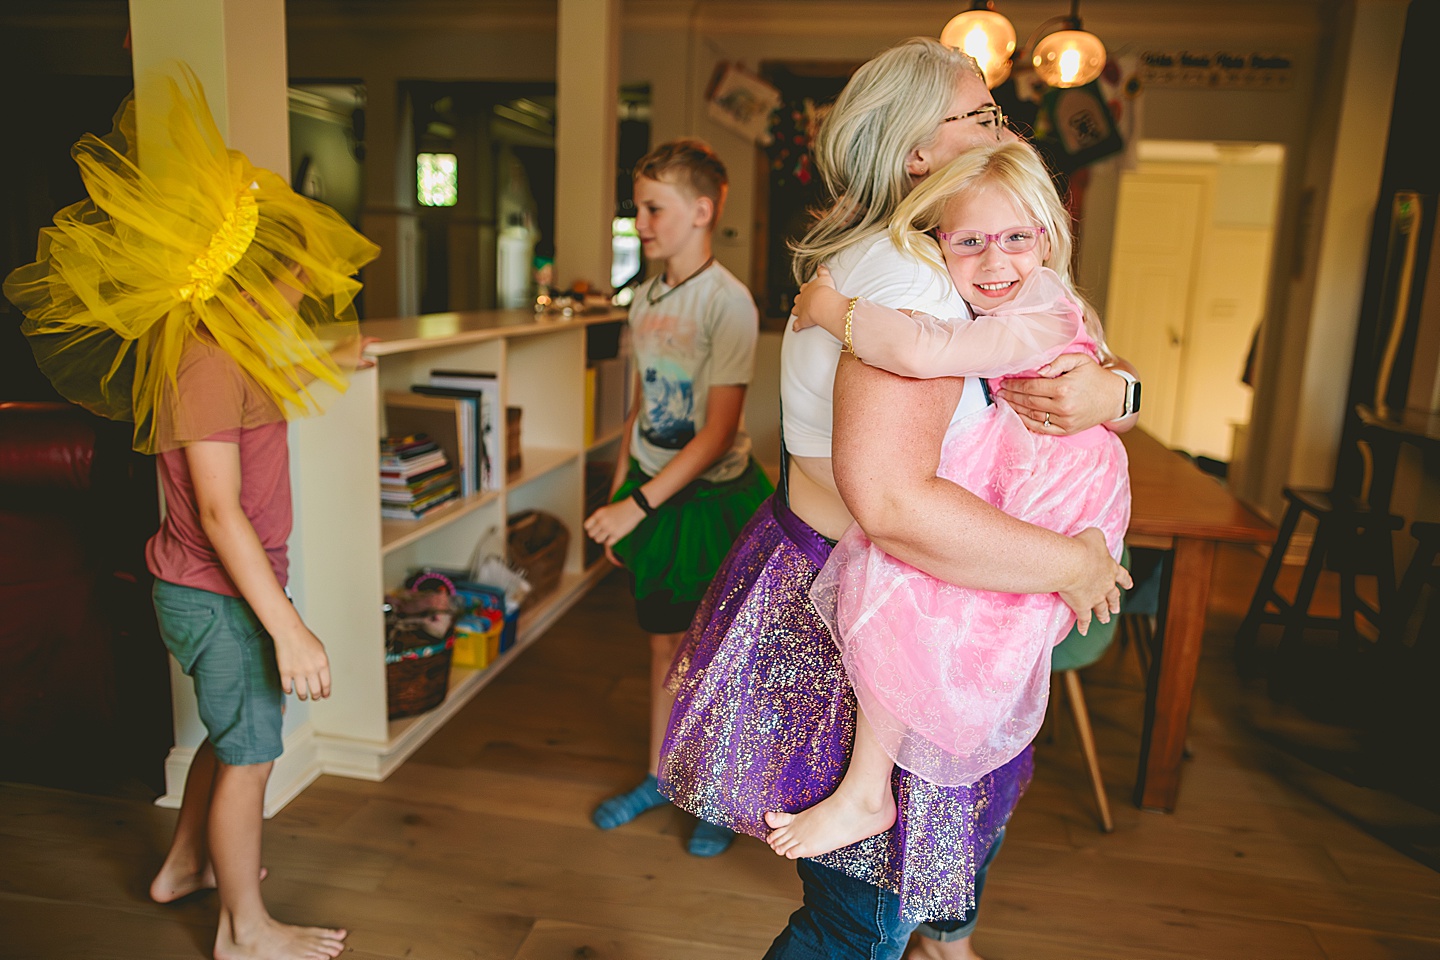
[611, 457, 773, 604]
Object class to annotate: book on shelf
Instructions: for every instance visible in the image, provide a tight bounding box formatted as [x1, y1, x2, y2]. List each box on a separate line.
[409, 385, 491, 493]
[424, 370, 503, 491]
[383, 392, 475, 496]
[379, 433, 459, 520]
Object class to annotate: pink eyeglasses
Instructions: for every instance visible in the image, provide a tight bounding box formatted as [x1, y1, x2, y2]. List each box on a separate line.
[935, 225, 1046, 257]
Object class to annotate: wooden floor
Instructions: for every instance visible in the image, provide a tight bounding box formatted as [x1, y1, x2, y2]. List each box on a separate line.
[3, 544, 1439, 959]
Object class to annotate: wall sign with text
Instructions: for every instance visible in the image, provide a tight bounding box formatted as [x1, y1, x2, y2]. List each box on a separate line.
[1139, 52, 1293, 90]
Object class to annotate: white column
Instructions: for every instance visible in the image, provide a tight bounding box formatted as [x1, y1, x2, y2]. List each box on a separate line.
[1284, 0, 1409, 491]
[555, 0, 620, 292]
[359, 73, 420, 320]
[129, 0, 290, 175]
[129, 0, 324, 816]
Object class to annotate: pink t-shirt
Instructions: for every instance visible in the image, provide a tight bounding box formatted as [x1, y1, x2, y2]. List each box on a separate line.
[145, 338, 291, 596]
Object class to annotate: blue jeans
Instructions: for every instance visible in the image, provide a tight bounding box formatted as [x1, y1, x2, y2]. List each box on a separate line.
[763, 830, 1005, 959]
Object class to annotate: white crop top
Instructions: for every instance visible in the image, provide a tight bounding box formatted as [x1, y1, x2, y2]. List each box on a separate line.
[780, 232, 989, 458]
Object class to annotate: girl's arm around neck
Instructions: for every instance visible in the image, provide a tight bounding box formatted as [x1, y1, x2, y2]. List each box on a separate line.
[792, 263, 1074, 380]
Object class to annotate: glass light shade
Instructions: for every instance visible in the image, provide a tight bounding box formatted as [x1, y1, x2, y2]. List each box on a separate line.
[940, 10, 1017, 89]
[1031, 28, 1106, 88]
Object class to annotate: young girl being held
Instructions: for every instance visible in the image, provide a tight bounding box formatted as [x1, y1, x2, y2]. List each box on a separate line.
[765, 140, 1132, 859]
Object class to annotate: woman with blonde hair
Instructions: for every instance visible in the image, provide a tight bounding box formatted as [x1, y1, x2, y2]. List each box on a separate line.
[767, 137, 1131, 861]
[659, 37, 1139, 960]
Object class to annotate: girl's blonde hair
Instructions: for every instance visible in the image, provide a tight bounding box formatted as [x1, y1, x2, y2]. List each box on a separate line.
[791, 37, 985, 284]
[890, 140, 1110, 359]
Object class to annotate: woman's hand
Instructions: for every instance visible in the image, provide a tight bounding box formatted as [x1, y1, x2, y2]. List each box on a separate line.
[1059, 528, 1133, 635]
[996, 353, 1126, 435]
[584, 498, 646, 547]
[791, 265, 849, 333]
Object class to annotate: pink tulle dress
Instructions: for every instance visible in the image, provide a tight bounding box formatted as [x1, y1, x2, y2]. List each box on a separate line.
[810, 267, 1131, 786]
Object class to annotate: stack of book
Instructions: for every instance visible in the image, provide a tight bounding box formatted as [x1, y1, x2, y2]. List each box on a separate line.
[412, 370, 504, 492]
[380, 434, 459, 520]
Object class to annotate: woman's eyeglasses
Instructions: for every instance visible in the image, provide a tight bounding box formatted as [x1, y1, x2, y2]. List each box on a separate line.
[936, 225, 1046, 257]
[940, 103, 1008, 141]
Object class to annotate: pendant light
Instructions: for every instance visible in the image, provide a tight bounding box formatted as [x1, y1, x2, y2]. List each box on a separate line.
[1028, 0, 1106, 88]
[939, 2, 1017, 89]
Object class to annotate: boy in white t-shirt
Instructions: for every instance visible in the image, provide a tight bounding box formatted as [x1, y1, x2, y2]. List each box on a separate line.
[582, 139, 772, 856]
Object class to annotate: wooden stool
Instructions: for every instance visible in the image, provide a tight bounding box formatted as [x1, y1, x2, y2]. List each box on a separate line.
[1389, 521, 1440, 646]
[1235, 487, 1400, 694]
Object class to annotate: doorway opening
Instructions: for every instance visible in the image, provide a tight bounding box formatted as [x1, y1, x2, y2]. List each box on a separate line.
[1102, 140, 1285, 468]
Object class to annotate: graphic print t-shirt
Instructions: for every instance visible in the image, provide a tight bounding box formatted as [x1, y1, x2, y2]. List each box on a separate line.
[629, 260, 758, 484]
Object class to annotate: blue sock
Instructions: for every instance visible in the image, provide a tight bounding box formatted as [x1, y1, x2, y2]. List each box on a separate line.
[592, 774, 667, 829]
[687, 819, 735, 857]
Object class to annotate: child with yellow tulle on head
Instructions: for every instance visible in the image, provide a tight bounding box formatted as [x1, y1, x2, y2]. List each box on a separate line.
[5, 67, 379, 960]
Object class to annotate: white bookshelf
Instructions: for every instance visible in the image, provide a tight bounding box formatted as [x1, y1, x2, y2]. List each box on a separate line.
[157, 307, 629, 809]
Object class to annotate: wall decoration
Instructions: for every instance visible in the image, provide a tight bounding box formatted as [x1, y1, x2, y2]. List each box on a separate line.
[1139, 51, 1293, 89]
[1040, 81, 1124, 173]
[765, 97, 830, 189]
[705, 63, 782, 144]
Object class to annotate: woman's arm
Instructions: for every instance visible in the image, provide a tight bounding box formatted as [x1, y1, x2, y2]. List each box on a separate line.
[996, 352, 1139, 435]
[583, 383, 746, 548]
[186, 440, 333, 699]
[832, 357, 1127, 630]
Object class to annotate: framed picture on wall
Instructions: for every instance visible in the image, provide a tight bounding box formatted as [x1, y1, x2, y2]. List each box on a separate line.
[706, 63, 781, 145]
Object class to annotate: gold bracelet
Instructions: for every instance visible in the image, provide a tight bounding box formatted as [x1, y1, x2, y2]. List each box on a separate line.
[842, 296, 860, 355]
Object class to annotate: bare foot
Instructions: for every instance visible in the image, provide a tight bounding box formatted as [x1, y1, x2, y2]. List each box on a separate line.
[150, 862, 268, 904]
[764, 788, 896, 859]
[904, 931, 984, 960]
[215, 914, 348, 960]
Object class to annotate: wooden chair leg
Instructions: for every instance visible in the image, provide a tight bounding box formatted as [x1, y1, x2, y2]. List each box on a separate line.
[1063, 670, 1113, 833]
[1237, 497, 1304, 650]
[1133, 615, 1154, 678]
[1271, 522, 1330, 700]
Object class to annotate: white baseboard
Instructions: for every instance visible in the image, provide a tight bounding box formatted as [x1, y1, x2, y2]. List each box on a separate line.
[155, 722, 322, 820]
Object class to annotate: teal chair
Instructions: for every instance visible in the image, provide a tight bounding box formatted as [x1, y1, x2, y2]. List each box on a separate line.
[1048, 546, 1136, 833]
[1051, 609, 1120, 832]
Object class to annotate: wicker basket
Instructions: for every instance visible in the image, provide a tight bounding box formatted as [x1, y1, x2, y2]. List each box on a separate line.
[384, 574, 458, 719]
[507, 509, 569, 606]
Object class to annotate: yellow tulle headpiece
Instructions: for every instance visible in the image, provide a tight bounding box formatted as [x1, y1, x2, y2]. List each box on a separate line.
[3, 65, 381, 454]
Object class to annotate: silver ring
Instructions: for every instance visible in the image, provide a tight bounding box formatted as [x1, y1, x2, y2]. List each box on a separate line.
[1043, 412, 1051, 426]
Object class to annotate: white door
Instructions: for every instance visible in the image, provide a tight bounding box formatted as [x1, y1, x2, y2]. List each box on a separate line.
[1104, 172, 1208, 446]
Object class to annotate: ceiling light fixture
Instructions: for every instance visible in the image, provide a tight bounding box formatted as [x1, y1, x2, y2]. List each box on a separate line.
[1027, 0, 1107, 88]
[939, 1, 1017, 90]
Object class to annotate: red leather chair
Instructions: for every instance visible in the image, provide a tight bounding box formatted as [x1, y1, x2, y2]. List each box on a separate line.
[0, 402, 168, 789]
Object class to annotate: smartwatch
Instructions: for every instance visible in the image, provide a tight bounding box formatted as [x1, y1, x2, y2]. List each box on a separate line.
[1110, 368, 1142, 420]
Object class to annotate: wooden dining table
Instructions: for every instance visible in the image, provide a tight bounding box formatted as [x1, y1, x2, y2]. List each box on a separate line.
[1120, 428, 1275, 812]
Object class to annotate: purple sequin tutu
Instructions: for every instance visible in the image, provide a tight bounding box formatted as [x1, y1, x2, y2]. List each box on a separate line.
[661, 495, 1032, 923]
